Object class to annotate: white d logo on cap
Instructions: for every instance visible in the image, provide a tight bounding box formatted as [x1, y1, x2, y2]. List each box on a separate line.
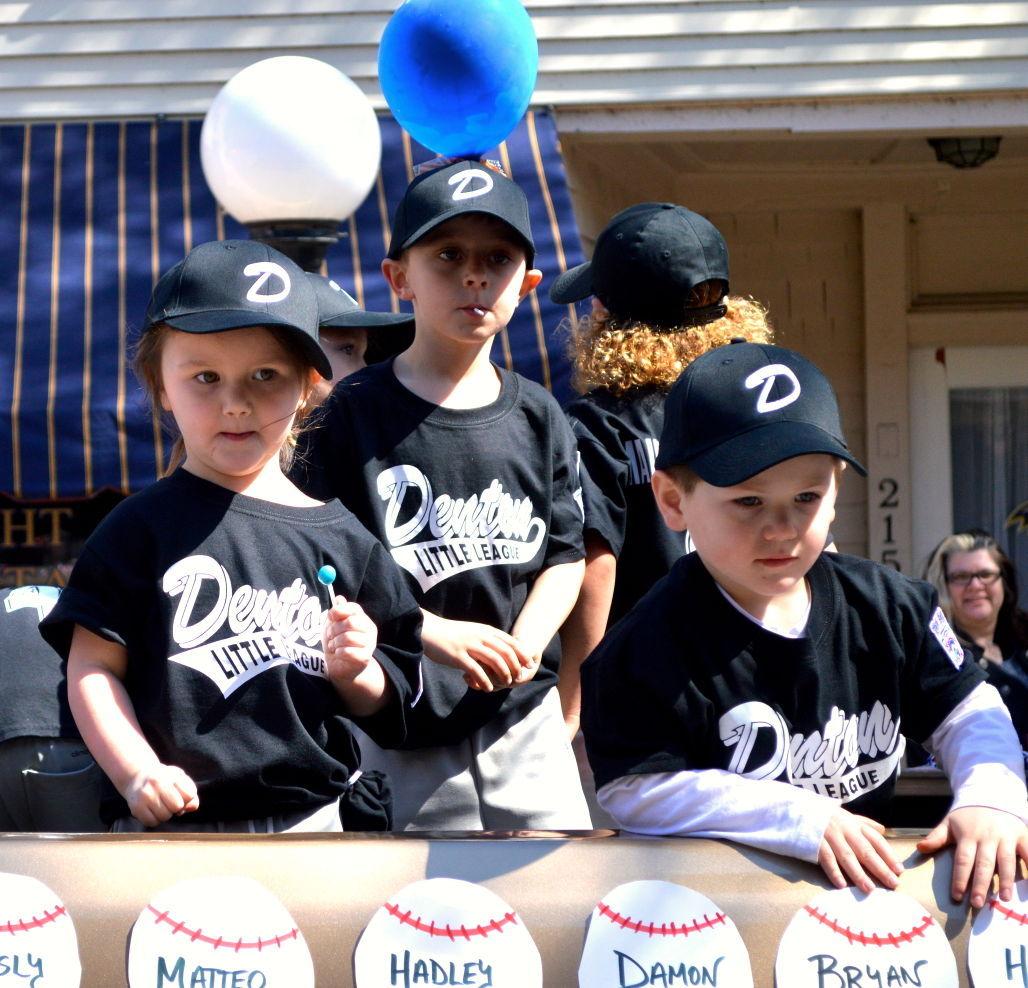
[243, 261, 291, 304]
[744, 364, 801, 414]
[448, 168, 494, 202]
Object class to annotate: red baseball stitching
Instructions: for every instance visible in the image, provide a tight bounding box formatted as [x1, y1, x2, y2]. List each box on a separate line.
[597, 902, 727, 937]
[383, 903, 519, 940]
[990, 900, 1028, 926]
[146, 906, 299, 951]
[0, 906, 66, 935]
[803, 905, 935, 947]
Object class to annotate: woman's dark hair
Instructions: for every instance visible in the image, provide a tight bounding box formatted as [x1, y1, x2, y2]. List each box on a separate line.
[923, 530, 1028, 651]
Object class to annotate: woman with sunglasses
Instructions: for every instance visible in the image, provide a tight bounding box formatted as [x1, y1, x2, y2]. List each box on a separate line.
[924, 531, 1028, 746]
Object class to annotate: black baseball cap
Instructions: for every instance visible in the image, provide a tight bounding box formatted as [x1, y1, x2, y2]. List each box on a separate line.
[143, 239, 332, 379]
[549, 202, 729, 328]
[387, 159, 535, 262]
[656, 341, 866, 485]
[306, 273, 414, 331]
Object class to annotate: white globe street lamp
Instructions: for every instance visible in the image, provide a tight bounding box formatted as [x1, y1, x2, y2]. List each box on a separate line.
[201, 55, 382, 270]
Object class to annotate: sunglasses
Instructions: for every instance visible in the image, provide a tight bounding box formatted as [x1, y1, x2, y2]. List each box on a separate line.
[945, 569, 1002, 587]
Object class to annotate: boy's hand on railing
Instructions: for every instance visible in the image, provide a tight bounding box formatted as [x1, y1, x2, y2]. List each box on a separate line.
[818, 809, 903, 894]
[917, 805, 1028, 908]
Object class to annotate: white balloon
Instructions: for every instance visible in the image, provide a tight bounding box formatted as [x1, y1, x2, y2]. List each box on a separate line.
[201, 55, 382, 223]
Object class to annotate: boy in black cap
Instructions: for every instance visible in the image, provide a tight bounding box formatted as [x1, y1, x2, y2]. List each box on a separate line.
[42, 239, 423, 832]
[553, 202, 773, 740]
[306, 273, 414, 402]
[582, 341, 1028, 908]
[294, 161, 591, 830]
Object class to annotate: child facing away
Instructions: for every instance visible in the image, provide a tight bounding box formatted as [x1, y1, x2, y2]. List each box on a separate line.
[40, 240, 423, 832]
[581, 340, 1028, 908]
[292, 159, 592, 831]
[552, 202, 773, 738]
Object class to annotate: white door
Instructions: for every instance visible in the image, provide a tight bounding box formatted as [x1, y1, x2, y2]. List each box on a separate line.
[910, 345, 1028, 606]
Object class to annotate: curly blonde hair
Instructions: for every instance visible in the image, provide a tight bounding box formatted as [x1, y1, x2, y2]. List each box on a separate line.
[567, 287, 774, 397]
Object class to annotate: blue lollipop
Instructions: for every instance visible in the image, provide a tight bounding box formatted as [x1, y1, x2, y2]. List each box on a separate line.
[317, 564, 337, 588]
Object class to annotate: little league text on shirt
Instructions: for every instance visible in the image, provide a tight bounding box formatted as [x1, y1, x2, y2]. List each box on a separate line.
[161, 555, 330, 697]
[719, 700, 903, 802]
[377, 465, 547, 592]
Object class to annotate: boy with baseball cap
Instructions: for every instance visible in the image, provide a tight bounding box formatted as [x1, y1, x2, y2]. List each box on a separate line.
[581, 340, 1028, 907]
[293, 160, 591, 830]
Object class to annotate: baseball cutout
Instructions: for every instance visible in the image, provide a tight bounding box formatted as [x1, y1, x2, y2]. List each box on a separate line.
[968, 878, 1028, 986]
[776, 887, 957, 987]
[578, 880, 753, 987]
[354, 877, 541, 988]
[127, 876, 313, 987]
[0, 872, 80, 986]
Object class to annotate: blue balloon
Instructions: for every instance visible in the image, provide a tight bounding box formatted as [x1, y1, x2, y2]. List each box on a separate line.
[378, 0, 539, 157]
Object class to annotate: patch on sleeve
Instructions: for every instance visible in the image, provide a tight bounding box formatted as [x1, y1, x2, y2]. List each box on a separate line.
[929, 607, 966, 669]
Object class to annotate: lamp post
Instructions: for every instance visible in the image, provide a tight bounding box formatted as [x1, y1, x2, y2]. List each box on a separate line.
[200, 56, 382, 271]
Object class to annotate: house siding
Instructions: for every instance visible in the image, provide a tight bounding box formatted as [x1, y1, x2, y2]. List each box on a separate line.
[1, 1, 1026, 120]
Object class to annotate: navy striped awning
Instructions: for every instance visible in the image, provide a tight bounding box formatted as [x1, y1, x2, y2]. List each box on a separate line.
[0, 110, 584, 500]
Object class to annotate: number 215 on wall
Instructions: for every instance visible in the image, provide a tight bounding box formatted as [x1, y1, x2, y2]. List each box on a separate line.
[878, 478, 900, 570]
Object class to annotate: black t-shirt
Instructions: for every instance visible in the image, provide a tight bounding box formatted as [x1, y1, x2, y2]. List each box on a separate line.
[0, 586, 78, 742]
[581, 552, 984, 818]
[565, 387, 685, 624]
[293, 360, 585, 747]
[40, 469, 423, 823]
[961, 631, 1028, 748]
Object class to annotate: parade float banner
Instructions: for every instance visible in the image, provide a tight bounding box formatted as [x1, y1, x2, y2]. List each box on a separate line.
[776, 887, 957, 988]
[354, 877, 541, 988]
[579, 879, 753, 987]
[127, 876, 314, 988]
[0, 872, 80, 987]
[968, 878, 1028, 987]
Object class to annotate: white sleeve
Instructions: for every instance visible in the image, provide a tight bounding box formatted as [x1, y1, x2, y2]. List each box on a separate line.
[926, 681, 1028, 822]
[597, 769, 840, 864]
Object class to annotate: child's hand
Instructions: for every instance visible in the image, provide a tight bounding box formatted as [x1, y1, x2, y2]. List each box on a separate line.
[508, 643, 542, 687]
[122, 763, 199, 828]
[818, 809, 904, 894]
[422, 616, 531, 692]
[917, 806, 1028, 908]
[322, 595, 378, 684]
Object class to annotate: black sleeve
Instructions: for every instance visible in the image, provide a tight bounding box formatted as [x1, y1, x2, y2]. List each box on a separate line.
[581, 604, 710, 790]
[39, 512, 150, 660]
[900, 584, 985, 743]
[541, 403, 586, 569]
[347, 539, 424, 748]
[290, 396, 356, 507]
[571, 414, 629, 556]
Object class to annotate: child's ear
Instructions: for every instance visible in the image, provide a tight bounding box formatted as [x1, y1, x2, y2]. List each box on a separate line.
[518, 268, 543, 300]
[381, 258, 413, 301]
[159, 389, 171, 413]
[652, 470, 690, 532]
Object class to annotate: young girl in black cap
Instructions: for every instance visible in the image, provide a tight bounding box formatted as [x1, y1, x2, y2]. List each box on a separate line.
[41, 240, 422, 832]
[553, 202, 774, 739]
